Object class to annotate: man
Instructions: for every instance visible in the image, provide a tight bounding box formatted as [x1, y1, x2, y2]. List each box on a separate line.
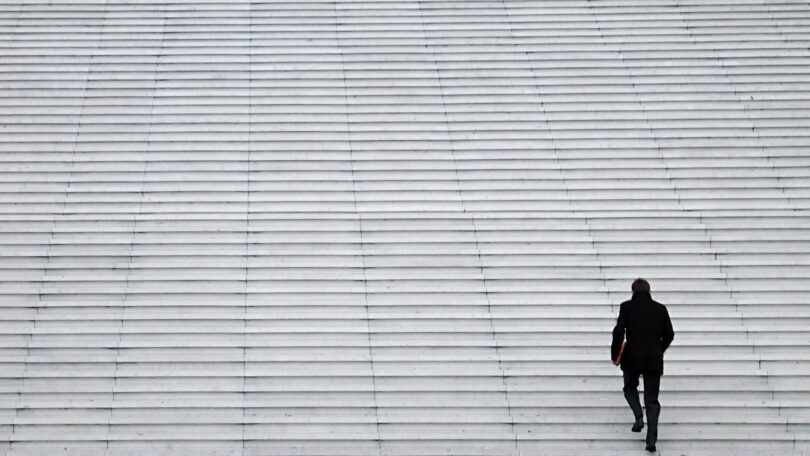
[611, 278, 675, 453]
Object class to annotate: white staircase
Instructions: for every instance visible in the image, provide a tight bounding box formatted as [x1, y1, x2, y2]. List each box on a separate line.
[1, 0, 809, 455]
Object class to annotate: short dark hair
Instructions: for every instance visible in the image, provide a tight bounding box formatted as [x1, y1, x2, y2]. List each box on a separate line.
[632, 278, 650, 294]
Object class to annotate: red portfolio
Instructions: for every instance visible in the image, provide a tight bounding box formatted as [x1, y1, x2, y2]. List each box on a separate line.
[614, 341, 627, 366]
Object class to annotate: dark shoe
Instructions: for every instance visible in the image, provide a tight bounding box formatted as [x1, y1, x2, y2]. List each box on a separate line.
[645, 444, 656, 452]
[632, 417, 644, 432]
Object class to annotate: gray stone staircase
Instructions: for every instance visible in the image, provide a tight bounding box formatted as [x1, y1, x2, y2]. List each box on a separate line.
[1, 0, 810, 455]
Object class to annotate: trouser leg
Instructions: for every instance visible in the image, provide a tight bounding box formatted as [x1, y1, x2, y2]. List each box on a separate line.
[622, 370, 643, 419]
[643, 373, 661, 446]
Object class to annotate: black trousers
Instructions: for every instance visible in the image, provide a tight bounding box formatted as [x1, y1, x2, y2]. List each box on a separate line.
[623, 370, 661, 446]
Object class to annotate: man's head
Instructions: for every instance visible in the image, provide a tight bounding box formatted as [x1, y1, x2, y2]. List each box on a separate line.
[632, 278, 651, 295]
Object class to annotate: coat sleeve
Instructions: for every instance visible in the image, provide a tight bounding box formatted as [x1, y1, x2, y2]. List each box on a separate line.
[661, 306, 674, 352]
[611, 304, 627, 362]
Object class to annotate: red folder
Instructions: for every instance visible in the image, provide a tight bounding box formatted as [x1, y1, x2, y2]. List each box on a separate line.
[614, 341, 627, 366]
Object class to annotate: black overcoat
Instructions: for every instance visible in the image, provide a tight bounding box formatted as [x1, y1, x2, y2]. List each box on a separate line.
[611, 292, 675, 375]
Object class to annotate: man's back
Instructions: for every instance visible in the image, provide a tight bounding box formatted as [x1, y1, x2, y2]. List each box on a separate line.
[612, 292, 674, 375]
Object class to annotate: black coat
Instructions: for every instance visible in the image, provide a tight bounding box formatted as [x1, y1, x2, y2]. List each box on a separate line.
[611, 292, 675, 375]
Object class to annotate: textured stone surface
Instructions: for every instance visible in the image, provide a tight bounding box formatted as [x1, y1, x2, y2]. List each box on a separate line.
[1, 0, 810, 454]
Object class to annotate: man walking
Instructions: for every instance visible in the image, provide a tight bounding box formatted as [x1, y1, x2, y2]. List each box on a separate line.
[611, 279, 675, 452]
